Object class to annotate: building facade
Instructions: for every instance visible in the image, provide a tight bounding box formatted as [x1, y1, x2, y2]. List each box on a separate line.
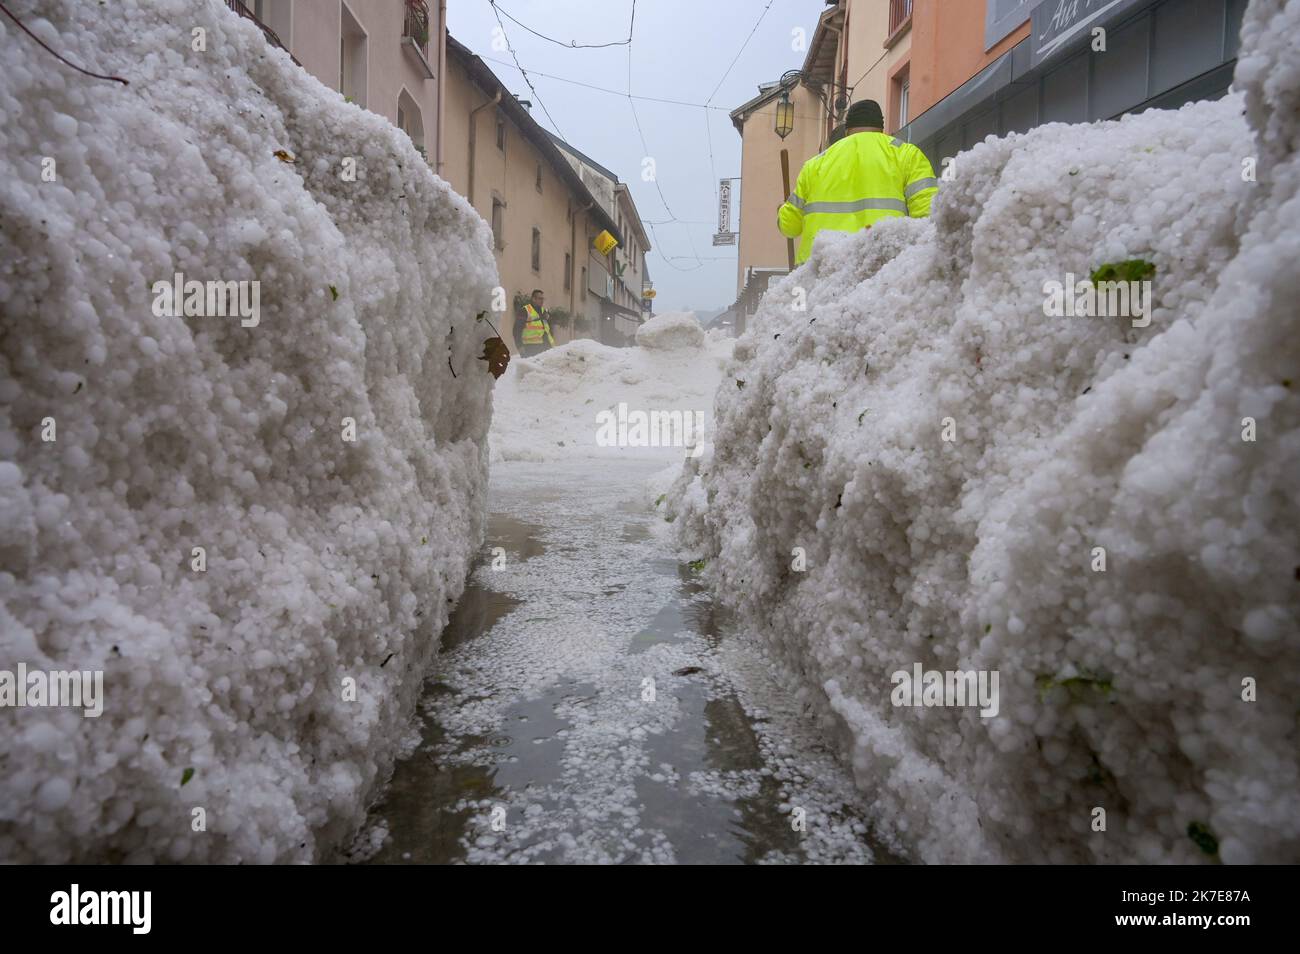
[546, 135, 654, 345]
[898, 0, 1249, 170]
[614, 186, 652, 325]
[443, 37, 631, 350]
[729, 0, 901, 307]
[730, 80, 824, 302]
[729, 0, 1249, 318]
[791, 0, 1247, 166]
[233, 0, 446, 166]
[229, 4, 647, 352]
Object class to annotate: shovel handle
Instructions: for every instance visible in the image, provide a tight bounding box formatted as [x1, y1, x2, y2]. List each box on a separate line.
[780, 149, 795, 269]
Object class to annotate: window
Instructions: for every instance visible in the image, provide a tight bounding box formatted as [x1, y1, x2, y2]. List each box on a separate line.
[401, 0, 430, 59]
[339, 2, 367, 106]
[496, 114, 506, 151]
[491, 198, 505, 251]
[581, 266, 587, 301]
[891, 64, 911, 132]
[536, 162, 543, 192]
[985, 0, 1047, 51]
[888, 0, 913, 37]
[564, 252, 572, 291]
[531, 228, 541, 272]
[253, 0, 292, 42]
[397, 89, 425, 157]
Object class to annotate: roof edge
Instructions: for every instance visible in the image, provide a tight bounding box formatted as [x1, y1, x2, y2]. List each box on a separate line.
[446, 34, 623, 245]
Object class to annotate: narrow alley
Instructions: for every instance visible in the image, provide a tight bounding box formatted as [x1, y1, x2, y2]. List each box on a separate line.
[357, 460, 887, 864]
[3, 0, 1297, 893]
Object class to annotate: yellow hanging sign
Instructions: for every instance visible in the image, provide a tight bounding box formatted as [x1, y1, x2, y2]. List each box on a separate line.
[593, 230, 618, 255]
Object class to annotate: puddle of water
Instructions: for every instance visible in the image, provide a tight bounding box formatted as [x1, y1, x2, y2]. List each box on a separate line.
[487, 513, 545, 561]
[621, 523, 651, 543]
[359, 460, 894, 864]
[439, 581, 520, 653]
[359, 515, 548, 863]
[634, 673, 803, 863]
[629, 558, 810, 863]
[628, 567, 719, 654]
[441, 513, 543, 652]
[362, 684, 491, 864]
[482, 691, 576, 792]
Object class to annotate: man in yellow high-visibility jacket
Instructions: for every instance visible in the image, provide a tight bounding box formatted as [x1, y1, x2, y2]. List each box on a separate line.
[514, 288, 555, 358]
[778, 99, 938, 265]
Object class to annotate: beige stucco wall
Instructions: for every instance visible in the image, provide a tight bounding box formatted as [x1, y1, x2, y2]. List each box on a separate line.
[275, 0, 442, 159]
[613, 188, 649, 315]
[271, 3, 642, 345]
[550, 147, 619, 329]
[443, 54, 614, 349]
[552, 147, 650, 324]
[734, 83, 822, 296]
[840, 0, 912, 130]
[439, 52, 472, 191]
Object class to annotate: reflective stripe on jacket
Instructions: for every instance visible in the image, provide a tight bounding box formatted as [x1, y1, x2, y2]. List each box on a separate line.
[778, 132, 939, 264]
[521, 303, 554, 346]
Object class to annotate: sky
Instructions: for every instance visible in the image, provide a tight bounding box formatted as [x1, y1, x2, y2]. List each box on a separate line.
[447, 0, 829, 314]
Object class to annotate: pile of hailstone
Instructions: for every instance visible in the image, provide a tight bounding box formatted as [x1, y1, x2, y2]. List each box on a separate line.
[634, 310, 708, 351]
[667, 0, 1299, 863]
[489, 312, 731, 462]
[0, 0, 498, 861]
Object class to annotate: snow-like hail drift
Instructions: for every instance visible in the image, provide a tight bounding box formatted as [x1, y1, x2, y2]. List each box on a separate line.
[489, 310, 732, 464]
[666, 0, 1300, 863]
[0, 1, 499, 861]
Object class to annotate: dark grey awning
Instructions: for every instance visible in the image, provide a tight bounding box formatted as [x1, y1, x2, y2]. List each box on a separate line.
[900, 50, 1015, 146]
[898, 0, 1245, 166]
[1030, 0, 1150, 67]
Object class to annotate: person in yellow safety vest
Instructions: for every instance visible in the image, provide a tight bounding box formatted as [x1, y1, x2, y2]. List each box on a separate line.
[778, 99, 939, 265]
[514, 288, 555, 358]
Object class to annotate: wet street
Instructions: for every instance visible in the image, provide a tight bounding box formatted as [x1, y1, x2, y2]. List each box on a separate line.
[356, 460, 892, 864]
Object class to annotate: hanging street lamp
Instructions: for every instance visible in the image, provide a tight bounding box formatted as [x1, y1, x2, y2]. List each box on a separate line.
[774, 70, 801, 140]
[774, 90, 795, 140]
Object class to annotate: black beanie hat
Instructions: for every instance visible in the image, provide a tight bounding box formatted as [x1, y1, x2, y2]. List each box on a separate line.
[845, 99, 884, 129]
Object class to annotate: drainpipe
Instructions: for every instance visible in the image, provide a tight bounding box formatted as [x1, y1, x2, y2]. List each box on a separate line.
[435, 0, 447, 176]
[570, 199, 593, 338]
[467, 88, 502, 207]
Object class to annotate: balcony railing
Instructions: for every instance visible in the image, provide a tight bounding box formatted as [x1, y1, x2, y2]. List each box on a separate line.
[403, 0, 431, 60]
[224, 0, 300, 65]
[888, 0, 913, 38]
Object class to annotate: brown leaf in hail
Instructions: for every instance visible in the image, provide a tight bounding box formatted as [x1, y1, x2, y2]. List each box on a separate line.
[478, 336, 511, 379]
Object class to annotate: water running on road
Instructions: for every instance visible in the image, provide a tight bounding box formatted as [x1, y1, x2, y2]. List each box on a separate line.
[356, 459, 893, 864]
